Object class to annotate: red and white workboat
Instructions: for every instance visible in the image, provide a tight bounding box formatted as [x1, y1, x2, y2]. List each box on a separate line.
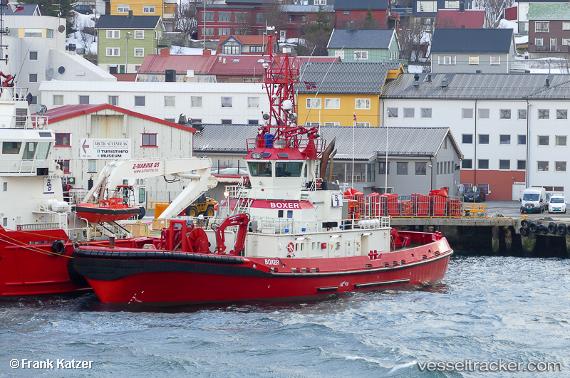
[72, 35, 453, 306]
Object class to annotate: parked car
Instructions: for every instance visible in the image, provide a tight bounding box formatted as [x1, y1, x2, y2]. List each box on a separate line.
[463, 186, 486, 202]
[520, 187, 547, 214]
[548, 195, 567, 214]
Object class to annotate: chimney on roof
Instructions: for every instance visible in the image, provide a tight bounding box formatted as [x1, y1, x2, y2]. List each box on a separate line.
[459, 1, 465, 12]
[546, 77, 550, 87]
[128, 10, 133, 18]
[441, 77, 448, 88]
[159, 48, 170, 57]
[413, 73, 420, 87]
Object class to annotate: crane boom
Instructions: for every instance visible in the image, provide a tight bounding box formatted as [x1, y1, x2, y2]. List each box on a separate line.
[82, 157, 218, 219]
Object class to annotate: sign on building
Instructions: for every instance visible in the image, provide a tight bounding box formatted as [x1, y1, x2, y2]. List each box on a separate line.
[79, 138, 131, 160]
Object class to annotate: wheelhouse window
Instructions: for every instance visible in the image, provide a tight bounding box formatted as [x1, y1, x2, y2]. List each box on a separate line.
[248, 161, 272, 177]
[275, 162, 303, 177]
[55, 133, 71, 147]
[2, 142, 22, 154]
[142, 133, 157, 147]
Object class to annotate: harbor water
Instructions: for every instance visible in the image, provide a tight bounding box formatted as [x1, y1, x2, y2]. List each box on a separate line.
[1, 255, 569, 377]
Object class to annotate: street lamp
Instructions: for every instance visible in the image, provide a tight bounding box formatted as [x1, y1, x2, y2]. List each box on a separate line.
[125, 31, 132, 73]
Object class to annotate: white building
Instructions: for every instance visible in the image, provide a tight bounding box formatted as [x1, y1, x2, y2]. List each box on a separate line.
[382, 73, 570, 200]
[0, 5, 115, 110]
[39, 81, 268, 125]
[45, 103, 197, 202]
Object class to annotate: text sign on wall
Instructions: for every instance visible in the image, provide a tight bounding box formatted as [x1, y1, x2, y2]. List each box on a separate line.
[43, 176, 56, 194]
[79, 138, 131, 160]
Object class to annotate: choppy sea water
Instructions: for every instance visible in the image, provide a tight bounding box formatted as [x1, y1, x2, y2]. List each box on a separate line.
[1, 255, 569, 378]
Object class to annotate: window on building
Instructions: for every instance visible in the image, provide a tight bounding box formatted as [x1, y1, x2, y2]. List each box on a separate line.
[478, 159, 489, 169]
[462, 134, 473, 144]
[421, 108, 432, 118]
[535, 21, 550, 32]
[334, 50, 345, 59]
[499, 160, 510, 170]
[462, 159, 472, 169]
[396, 162, 408, 175]
[556, 161, 567, 172]
[248, 119, 259, 125]
[462, 108, 473, 118]
[134, 48, 145, 57]
[134, 30, 144, 39]
[478, 108, 489, 118]
[116, 5, 129, 12]
[203, 28, 214, 36]
[106, 47, 120, 56]
[518, 109, 527, 119]
[247, 97, 259, 108]
[556, 135, 567, 146]
[534, 38, 544, 47]
[306, 98, 321, 109]
[517, 160, 526, 170]
[563, 22, 570, 30]
[499, 109, 511, 119]
[353, 50, 369, 60]
[404, 108, 415, 118]
[518, 135, 526, 145]
[219, 11, 231, 22]
[387, 107, 398, 117]
[219, 28, 231, 36]
[164, 96, 175, 107]
[134, 96, 145, 106]
[478, 134, 489, 144]
[324, 122, 340, 126]
[442, 55, 455, 65]
[204, 11, 214, 21]
[108, 95, 119, 105]
[55, 133, 70, 147]
[191, 96, 202, 107]
[220, 119, 232, 125]
[538, 135, 549, 145]
[500, 134, 511, 144]
[29, 51, 38, 60]
[143, 5, 155, 13]
[417, 0, 437, 12]
[537, 161, 549, 171]
[87, 159, 97, 173]
[56, 159, 70, 174]
[106, 30, 120, 39]
[415, 162, 427, 175]
[324, 98, 340, 109]
[489, 56, 501, 65]
[142, 133, 157, 147]
[468, 56, 479, 65]
[53, 95, 63, 105]
[23, 28, 42, 37]
[355, 122, 370, 126]
[378, 161, 390, 174]
[538, 109, 549, 119]
[556, 109, 567, 119]
[355, 98, 370, 110]
[79, 95, 89, 104]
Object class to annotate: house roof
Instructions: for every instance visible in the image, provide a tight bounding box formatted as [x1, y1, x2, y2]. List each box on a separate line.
[327, 29, 395, 49]
[435, 10, 485, 29]
[138, 52, 338, 77]
[1, 3, 39, 15]
[334, 0, 389, 11]
[45, 104, 196, 133]
[431, 28, 513, 53]
[193, 125, 460, 159]
[296, 61, 401, 94]
[281, 4, 334, 13]
[382, 73, 570, 100]
[95, 15, 161, 29]
[219, 35, 267, 46]
[528, 2, 570, 20]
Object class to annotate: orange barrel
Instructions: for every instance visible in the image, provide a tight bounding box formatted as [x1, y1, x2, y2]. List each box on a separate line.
[431, 195, 447, 216]
[412, 193, 430, 216]
[384, 193, 400, 216]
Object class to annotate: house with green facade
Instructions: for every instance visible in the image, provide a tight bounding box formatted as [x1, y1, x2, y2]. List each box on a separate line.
[95, 15, 164, 74]
[327, 29, 400, 62]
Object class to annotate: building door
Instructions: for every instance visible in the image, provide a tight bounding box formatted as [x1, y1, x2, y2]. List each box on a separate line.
[550, 38, 557, 52]
[512, 182, 526, 201]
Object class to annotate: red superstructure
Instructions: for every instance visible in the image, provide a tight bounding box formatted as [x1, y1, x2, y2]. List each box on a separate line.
[72, 33, 453, 306]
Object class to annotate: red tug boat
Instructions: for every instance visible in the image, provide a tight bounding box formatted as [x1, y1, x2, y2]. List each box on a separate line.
[72, 35, 453, 305]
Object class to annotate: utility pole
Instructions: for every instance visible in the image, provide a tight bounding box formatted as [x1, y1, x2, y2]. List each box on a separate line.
[125, 31, 131, 73]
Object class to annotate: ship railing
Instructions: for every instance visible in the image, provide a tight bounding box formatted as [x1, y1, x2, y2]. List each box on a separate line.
[0, 114, 49, 129]
[249, 215, 390, 235]
[245, 135, 325, 155]
[16, 222, 61, 231]
[0, 87, 30, 102]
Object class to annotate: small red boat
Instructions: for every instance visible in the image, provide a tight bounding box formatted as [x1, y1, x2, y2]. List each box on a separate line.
[75, 198, 143, 224]
[71, 35, 453, 306]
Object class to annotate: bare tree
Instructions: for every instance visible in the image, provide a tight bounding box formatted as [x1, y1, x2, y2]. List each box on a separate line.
[473, 0, 514, 28]
[397, 19, 428, 63]
[175, 2, 198, 40]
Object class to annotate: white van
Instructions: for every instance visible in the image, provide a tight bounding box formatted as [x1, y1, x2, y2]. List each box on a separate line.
[520, 187, 547, 214]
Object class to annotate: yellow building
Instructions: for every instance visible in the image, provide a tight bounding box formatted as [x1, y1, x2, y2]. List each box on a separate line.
[297, 62, 402, 127]
[110, 0, 176, 30]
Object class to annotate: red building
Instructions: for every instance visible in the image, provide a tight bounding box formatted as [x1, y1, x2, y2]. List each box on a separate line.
[196, 0, 268, 40]
[334, 0, 389, 29]
[435, 9, 485, 29]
